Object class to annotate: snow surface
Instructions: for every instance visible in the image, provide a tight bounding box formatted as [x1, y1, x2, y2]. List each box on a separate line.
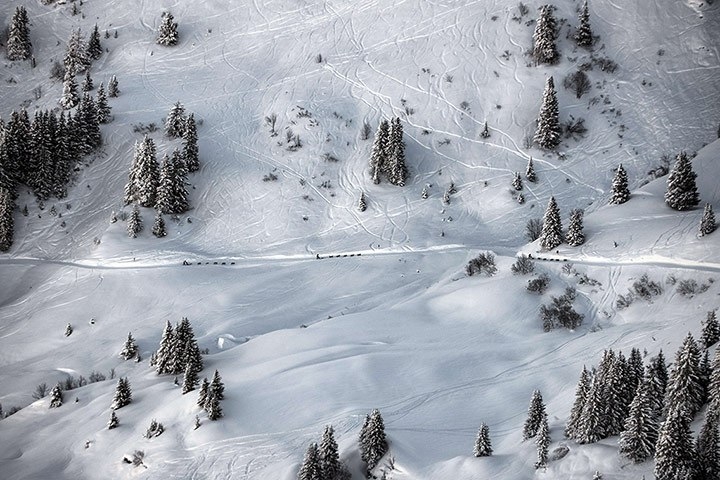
[0, 0, 719, 478]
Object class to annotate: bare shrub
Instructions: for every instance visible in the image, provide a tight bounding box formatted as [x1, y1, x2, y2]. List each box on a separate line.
[511, 254, 535, 275]
[563, 71, 591, 99]
[526, 218, 543, 242]
[466, 252, 497, 277]
[527, 274, 550, 294]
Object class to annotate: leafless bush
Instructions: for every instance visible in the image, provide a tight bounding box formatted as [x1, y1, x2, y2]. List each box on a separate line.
[527, 274, 550, 294]
[563, 70, 591, 99]
[466, 252, 497, 277]
[526, 218, 543, 242]
[511, 254, 535, 275]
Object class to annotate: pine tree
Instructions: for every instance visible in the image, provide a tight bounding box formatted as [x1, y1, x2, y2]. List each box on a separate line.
[124, 136, 159, 207]
[298, 442, 321, 480]
[610, 164, 630, 204]
[566, 209, 585, 247]
[369, 120, 390, 184]
[565, 366, 591, 438]
[532, 5, 559, 65]
[127, 203, 142, 238]
[76, 93, 101, 154]
[64, 29, 90, 76]
[319, 425, 342, 479]
[60, 73, 80, 110]
[359, 409, 388, 474]
[512, 172, 523, 191]
[95, 83, 111, 124]
[87, 24, 103, 60]
[619, 378, 658, 463]
[665, 333, 704, 419]
[575, 371, 605, 443]
[702, 310, 720, 349]
[647, 351, 669, 419]
[152, 211, 167, 238]
[473, 423, 493, 457]
[604, 352, 633, 436]
[7, 6, 32, 61]
[358, 192, 367, 212]
[654, 407, 695, 480]
[387, 117, 408, 186]
[709, 348, 720, 419]
[206, 391, 223, 420]
[539, 196, 562, 250]
[522, 390, 547, 440]
[182, 362, 199, 394]
[165, 102, 186, 138]
[534, 415, 550, 469]
[665, 151, 700, 211]
[170, 150, 190, 213]
[156, 154, 175, 214]
[574, 1, 593, 48]
[155, 321, 175, 375]
[107, 411, 119, 429]
[0, 193, 15, 254]
[49, 383, 63, 408]
[210, 370, 225, 400]
[696, 412, 720, 480]
[534, 77, 561, 150]
[525, 157, 537, 182]
[699, 203, 717, 236]
[197, 378, 210, 408]
[182, 113, 199, 172]
[156, 12, 179, 46]
[120, 332, 138, 360]
[82, 71, 94, 92]
[111, 377, 132, 410]
[108, 75, 119, 97]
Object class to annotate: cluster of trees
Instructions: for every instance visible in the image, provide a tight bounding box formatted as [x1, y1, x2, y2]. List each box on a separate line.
[537, 196, 585, 250]
[196, 370, 224, 421]
[150, 317, 204, 378]
[369, 118, 408, 186]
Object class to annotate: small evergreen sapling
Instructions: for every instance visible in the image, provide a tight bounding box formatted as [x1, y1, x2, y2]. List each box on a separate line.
[699, 203, 716, 236]
[108, 75, 119, 97]
[473, 423, 493, 457]
[511, 172, 523, 191]
[120, 332, 138, 360]
[358, 192, 367, 212]
[525, 157, 537, 182]
[480, 121, 490, 139]
[49, 383, 63, 408]
[144, 419, 164, 438]
[108, 411, 119, 429]
[111, 377, 132, 410]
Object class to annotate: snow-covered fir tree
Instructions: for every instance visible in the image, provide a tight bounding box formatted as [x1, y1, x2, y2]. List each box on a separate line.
[473, 423, 493, 457]
[525, 157, 537, 182]
[619, 378, 658, 463]
[574, 1, 593, 48]
[575, 367, 606, 443]
[534, 76, 561, 150]
[59, 73, 80, 110]
[182, 362, 199, 394]
[566, 208, 585, 246]
[82, 71, 94, 92]
[565, 366, 591, 438]
[120, 332, 138, 360]
[534, 415, 550, 469]
[152, 211, 167, 238]
[127, 203, 142, 238]
[358, 192, 367, 212]
[124, 136, 159, 207]
[95, 83, 111, 124]
[647, 351, 668, 419]
[154, 321, 175, 375]
[7, 6, 32, 61]
[664, 332, 704, 419]
[319, 425, 343, 480]
[197, 378, 210, 408]
[165, 102, 187, 138]
[87, 24, 103, 60]
[532, 5, 559, 65]
[157, 12, 179, 46]
[701, 310, 720, 349]
[169, 150, 190, 213]
[156, 154, 175, 214]
[210, 370, 225, 401]
[111, 377, 132, 410]
[654, 406, 695, 480]
[699, 203, 717, 236]
[359, 409, 388, 474]
[206, 390, 223, 420]
[386, 117, 408, 186]
[49, 383, 63, 408]
[63, 29, 90, 76]
[610, 164, 630, 204]
[182, 113, 199, 172]
[75, 93, 101, 154]
[107, 411, 119, 429]
[665, 151, 700, 211]
[108, 75, 119, 97]
[696, 413, 720, 480]
[298, 442, 321, 480]
[369, 120, 390, 184]
[512, 172, 523, 191]
[522, 390, 547, 440]
[539, 196, 562, 250]
[709, 348, 720, 419]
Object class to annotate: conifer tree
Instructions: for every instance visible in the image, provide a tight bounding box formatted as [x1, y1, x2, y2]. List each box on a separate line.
[358, 192, 367, 212]
[532, 5, 559, 65]
[95, 83, 111, 124]
[124, 136, 159, 207]
[566, 208, 585, 247]
[610, 164, 630, 204]
[170, 150, 190, 213]
[82, 71, 94, 92]
[473, 423, 493, 457]
[647, 351, 668, 419]
[87, 24, 103, 60]
[111, 377, 132, 410]
[152, 210, 167, 238]
[512, 172, 523, 191]
[369, 120, 389, 184]
[534, 77, 561, 150]
[120, 332, 138, 360]
[522, 390, 547, 440]
[107, 411, 119, 429]
[525, 157, 537, 182]
[575, 372, 605, 443]
[665, 151, 700, 211]
[64, 29, 89, 76]
[702, 310, 720, 349]
[387, 117, 408, 187]
[165, 102, 186, 138]
[574, 1, 593, 48]
[709, 348, 720, 419]
[7, 6, 32, 61]
[60, 73, 80, 110]
[49, 383, 63, 408]
[654, 407, 695, 480]
[665, 333, 704, 419]
[206, 391, 223, 420]
[480, 121, 490, 139]
[0, 188, 15, 252]
[197, 377, 210, 407]
[619, 378, 658, 463]
[298, 442, 321, 480]
[5, 109, 31, 186]
[565, 366, 591, 438]
[210, 370, 225, 401]
[604, 352, 632, 436]
[155, 321, 175, 375]
[699, 203, 717, 236]
[127, 203, 142, 238]
[539, 196, 562, 250]
[319, 425, 342, 479]
[182, 362, 199, 394]
[696, 413, 720, 480]
[156, 12, 179, 46]
[108, 75, 119, 97]
[76, 93, 101, 154]
[627, 348, 645, 397]
[534, 416, 550, 469]
[156, 154, 175, 214]
[182, 113, 199, 172]
[359, 409, 388, 474]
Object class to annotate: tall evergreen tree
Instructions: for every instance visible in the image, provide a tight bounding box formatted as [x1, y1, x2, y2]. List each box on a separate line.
[197, 378, 210, 408]
[473, 423, 493, 457]
[156, 154, 175, 214]
[610, 164, 630, 204]
[76, 93, 101, 154]
[87, 24, 103, 60]
[604, 352, 633, 436]
[154, 321, 175, 375]
[111, 377, 132, 410]
[319, 425, 342, 479]
[566, 366, 591, 438]
[120, 332, 138, 360]
[298, 442, 321, 480]
[708, 347, 720, 419]
[647, 351, 669, 420]
[533, 76, 561, 150]
[156, 12, 179, 46]
[539, 196, 562, 250]
[619, 378, 658, 463]
[60, 73, 80, 110]
[627, 348, 645, 397]
[7, 6, 32, 61]
[702, 310, 720, 349]
[63, 28, 89, 76]
[574, 1, 593, 48]
[359, 409, 388, 474]
[575, 369, 606, 444]
[5, 109, 31, 186]
[532, 5, 559, 65]
[165, 102, 186, 138]
[699, 203, 717, 236]
[127, 203, 142, 238]
[665, 151, 700, 211]
[95, 83, 111, 124]
[525, 157, 537, 182]
[566, 208, 585, 247]
[49, 383, 63, 408]
[386, 117, 408, 187]
[182, 113, 199, 172]
[654, 406, 696, 480]
[182, 361, 199, 394]
[210, 370, 225, 401]
[124, 136, 159, 207]
[369, 120, 390, 184]
[0, 188, 13, 252]
[152, 211, 167, 238]
[522, 390, 547, 440]
[206, 390, 223, 420]
[696, 413, 720, 480]
[534, 415, 550, 469]
[665, 333, 704, 419]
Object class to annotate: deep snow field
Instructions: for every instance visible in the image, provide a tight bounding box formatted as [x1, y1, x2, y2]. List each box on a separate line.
[0, 0, 719, 478]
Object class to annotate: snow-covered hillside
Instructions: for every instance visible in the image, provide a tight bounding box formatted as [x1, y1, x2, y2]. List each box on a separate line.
[0, 0, 719, 479]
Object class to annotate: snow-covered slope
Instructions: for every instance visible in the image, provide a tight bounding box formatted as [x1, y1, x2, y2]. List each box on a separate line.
[1, 0, 719, 479]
